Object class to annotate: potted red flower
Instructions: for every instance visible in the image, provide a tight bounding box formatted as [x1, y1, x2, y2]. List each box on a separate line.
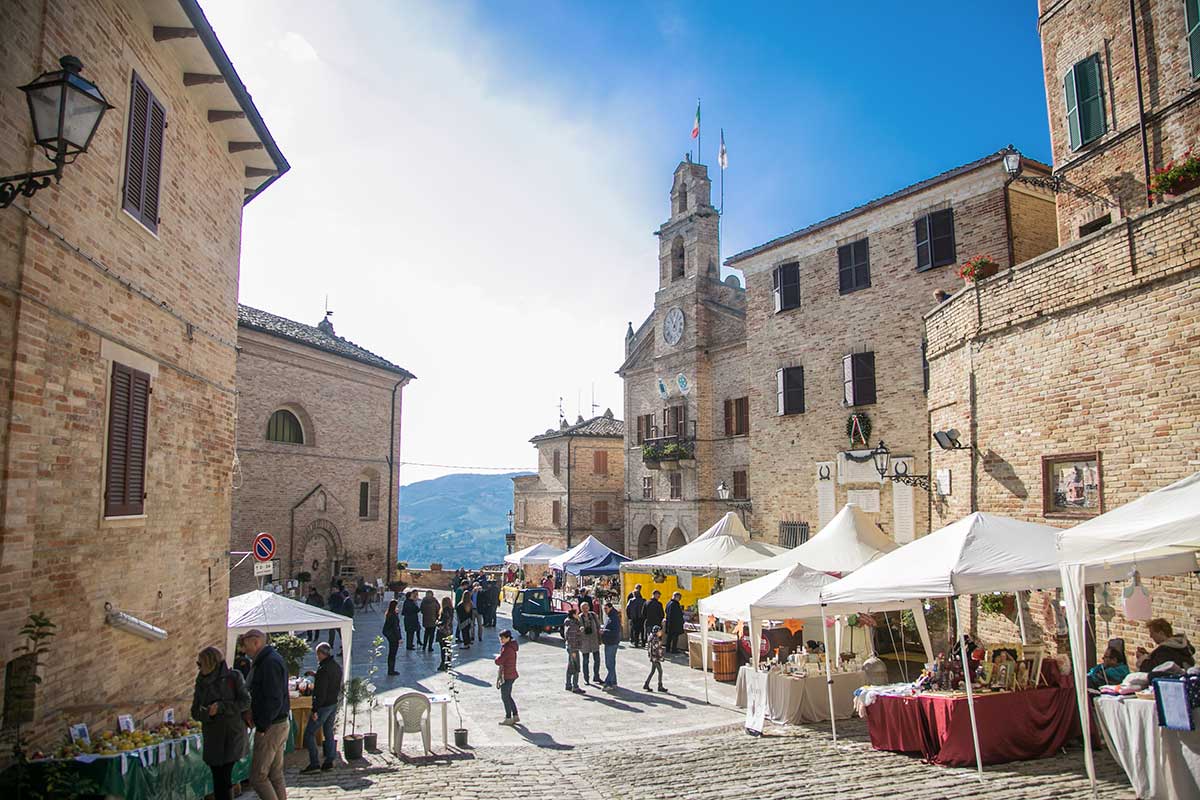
[957, 255, 1000, 284]
[1149, 147, 1200, 200]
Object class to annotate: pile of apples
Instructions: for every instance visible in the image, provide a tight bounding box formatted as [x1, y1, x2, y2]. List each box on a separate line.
[44, 719, 202, 759]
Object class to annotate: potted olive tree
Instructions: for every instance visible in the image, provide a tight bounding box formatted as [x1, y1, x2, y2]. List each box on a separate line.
[444, 632, 469, 748]
[270, 633, 310, 677]
[341, 676, 372, 760]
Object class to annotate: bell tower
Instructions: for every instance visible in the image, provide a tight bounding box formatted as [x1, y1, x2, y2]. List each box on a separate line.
[658, 157, 719, 292]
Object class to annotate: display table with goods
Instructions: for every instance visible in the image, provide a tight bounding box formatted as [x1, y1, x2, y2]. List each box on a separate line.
[0, 718, 297, 800]
[1092, 679, 1200, 800]
[734, 664, 865, 724]
[858, 651, 1081, 767]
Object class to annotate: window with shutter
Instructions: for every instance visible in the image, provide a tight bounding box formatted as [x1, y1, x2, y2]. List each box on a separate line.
[915, 209, 955, 271]
[664, 405, 685, 437]
[122, 73, 166, 232]
[724, 399, 734, 436]
[772, 263, 801, 312]
[266, 409, 304, 444]
[642, 476, 652, 500]
[105, 362, 150, 517]
[725, 397, 749, 436]
[778, 367, 804, 415]
[593, 450, 608, 475]
[594, 501, 609, 526]
[843, 352, 877, 406]
[668, 472, 682, 500]
[1189, 0, 1200, 79]
[553, 449, 560, 476]
[732, 470, 748, 500]
[552, 500, 561, 526]
[838, 238, 871, 294]
[1065, 55, 1106, 150]
[636, 415, 644, 444]
[359, 481, 370, 518]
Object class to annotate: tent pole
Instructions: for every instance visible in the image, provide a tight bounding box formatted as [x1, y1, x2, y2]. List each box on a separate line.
[701, 613, 710, 704]
[820, 604, 836, 742]
[954, 595, 984, 779]
[1062, 564, 1098, 795]
[1016, 590, 1028, 645]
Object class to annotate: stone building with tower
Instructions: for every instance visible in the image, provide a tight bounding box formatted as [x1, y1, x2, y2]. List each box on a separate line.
[231, 306, 413, 595]
[926, 0, 1200, 653]
[725, 150, 1058, 546]
[619, 159, 751, 557]
[511, 411, 625, 554]
[0, 0, 286, 749]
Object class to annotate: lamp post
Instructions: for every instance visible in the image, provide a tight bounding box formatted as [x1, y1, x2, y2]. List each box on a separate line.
[506, 509, 515, 554]
[871, 440, 931, 492]
[1, 56, 113, 209]
[716, 480, 752, 527]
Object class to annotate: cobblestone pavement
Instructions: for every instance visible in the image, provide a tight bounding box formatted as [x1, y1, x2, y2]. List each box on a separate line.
[261, 599, 1134, 799]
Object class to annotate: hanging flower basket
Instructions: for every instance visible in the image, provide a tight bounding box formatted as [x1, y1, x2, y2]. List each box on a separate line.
[957, 255, 1001, 284]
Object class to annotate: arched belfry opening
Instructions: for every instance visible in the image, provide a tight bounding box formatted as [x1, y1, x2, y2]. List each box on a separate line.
[675, 182, 688, 214]
[671, 236, 685, 281]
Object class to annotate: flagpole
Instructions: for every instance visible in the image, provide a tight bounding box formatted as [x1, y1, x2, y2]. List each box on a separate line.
[697, 98, 701, 164]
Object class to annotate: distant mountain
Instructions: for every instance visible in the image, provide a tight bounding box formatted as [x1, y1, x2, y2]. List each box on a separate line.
[395, 472, 532, 569]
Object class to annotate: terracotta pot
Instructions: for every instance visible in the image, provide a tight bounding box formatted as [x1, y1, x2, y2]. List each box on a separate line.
[1163, 174, 1200, 200]
[963, 261, 1001, 285]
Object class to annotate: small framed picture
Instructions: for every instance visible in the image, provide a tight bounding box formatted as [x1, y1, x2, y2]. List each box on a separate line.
[162, 708, 175, 725]
[1023, 644, 1047, 687]
[1015, 659, 1034, 690]
[1042, 452, 1103, 518]
[68, 723, 90, 745]
[118, 714, 134, 733]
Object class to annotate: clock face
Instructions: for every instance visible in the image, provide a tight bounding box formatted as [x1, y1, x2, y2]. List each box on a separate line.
[663, 307, 685, 346]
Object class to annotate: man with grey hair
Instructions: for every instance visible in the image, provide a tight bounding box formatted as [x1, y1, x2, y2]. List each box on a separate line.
[301, 642, 341, 773]
[241, 629, 290, 800]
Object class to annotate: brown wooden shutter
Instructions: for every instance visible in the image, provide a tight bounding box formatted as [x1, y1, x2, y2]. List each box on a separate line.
[724, 399, 733, 436]
[636, 415, 644, 444]
[594, 450, 607, 475]
[737, 397, 749, 435]
[122, 73, 166, 232]
[105, 362, 150, 516]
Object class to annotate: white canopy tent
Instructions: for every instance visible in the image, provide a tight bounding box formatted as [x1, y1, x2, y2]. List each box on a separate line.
[818, 512, 1066, 772]
[503, 542, 566, 566]
[624, 512, 787, 572]
[1056, 472, 1200, 793]
[227, 590, 355, 718]
[738, 503, 897, 575]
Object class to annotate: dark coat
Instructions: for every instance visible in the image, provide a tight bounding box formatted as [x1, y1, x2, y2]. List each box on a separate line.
[382, 612, 401, 642]
[602, 608, 622, 646]
[190, 664, 250, 766]
[643, 598, 665, 628]
[455, 600, 474, 624]
[312, 655, 342, 709]
[340, 593, 355, 619]
[420, 595, 440, 627]
[625, 592, 645, 620]
[326, 590, 342, 613]
[664, 599, 685, 635]
[437, 606, 455, 637]
[306, 592, 324, 610]
[401, 598, 421, 630]
[247, 645, 290, 732]
[1139, 635, 1196, 672]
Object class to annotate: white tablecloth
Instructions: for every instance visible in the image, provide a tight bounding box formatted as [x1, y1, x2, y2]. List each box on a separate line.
[734, 666, 863, 724]
[1093, 695, 1200, 800]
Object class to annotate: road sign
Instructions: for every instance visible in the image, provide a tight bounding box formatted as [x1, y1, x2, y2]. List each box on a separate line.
[252, 532, 276, 562]
[254, 561, 274, 577]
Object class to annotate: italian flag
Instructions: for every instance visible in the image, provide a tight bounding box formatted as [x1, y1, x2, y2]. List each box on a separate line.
[691, 100, 700, 139]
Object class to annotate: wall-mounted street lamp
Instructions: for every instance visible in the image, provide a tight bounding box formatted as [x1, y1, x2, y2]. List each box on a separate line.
[716, 480, 753, 527]
[1002, 145, 1117, 208]
[933, 428, 971, 452]
[1, 56, 113, 209]
[871, 440, 931, 492]
[505, 509, 515, 554]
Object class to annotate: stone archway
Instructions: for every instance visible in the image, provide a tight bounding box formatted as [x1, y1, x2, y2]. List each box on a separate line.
[637, 524, 659, 558]
[666, 527, 687, 550]
[299, 518, 343, 591]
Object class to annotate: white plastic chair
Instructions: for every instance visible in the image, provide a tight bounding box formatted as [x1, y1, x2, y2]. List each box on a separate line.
[391, 692, 432, 757]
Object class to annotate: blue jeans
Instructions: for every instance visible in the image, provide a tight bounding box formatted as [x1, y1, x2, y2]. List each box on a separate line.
[603, 642, 618, 687]
[583, 650, 601, 681]
[305, 704, 338, 767]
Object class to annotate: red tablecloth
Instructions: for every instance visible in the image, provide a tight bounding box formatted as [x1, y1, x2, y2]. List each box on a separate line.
[865, 687, 1082, 766]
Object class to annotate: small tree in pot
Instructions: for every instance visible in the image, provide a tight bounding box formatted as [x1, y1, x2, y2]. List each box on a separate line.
[270, 633, 310, 677]
[444, 632, 469, 748]
[341, 676, 373, 760]
[361, 636, 385, 751]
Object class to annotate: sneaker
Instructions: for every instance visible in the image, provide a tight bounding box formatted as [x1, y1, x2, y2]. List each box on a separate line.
[301, 765, 321, 775]
[510, 715, 520, 724]
[572, 688, 586, 694]
[499, 718, 514, 726]
[658, 686, 668, 693]
[321, 761, 334, 771]
[643, 684, 651, 691]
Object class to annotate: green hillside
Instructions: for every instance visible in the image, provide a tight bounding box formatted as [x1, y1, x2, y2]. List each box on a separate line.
[395, 472, 531, 568]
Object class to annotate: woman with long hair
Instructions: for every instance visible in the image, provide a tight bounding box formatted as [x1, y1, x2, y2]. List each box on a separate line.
[437, 596, 455, 671]
[190, 646, 250, 800]
[382, 599, 401, 676]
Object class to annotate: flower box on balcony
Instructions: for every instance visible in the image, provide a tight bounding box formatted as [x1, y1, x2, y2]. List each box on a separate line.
[1149, 148, 1200, 199]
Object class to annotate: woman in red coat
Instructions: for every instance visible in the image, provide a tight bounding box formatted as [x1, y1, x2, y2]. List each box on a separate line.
[494, 629, 520, 726]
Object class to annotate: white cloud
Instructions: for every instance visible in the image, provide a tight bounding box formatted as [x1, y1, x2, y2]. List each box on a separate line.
[204, 1, 665, 485]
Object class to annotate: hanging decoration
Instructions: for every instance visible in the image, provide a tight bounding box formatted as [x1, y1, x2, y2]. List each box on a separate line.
[651, 568, 668, 584]
[1097, 584, 1116, 639]
[1122, 569, 1152, 621]
[845, 412, 872, 447]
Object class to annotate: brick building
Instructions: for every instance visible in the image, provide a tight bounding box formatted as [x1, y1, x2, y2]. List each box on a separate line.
[232, 306, 413, 595]
[725, 151, 1058, 547]
[927, 0, 1200, 654]
[1037, 0, 1200, 243]
[0, 0, 285, 746]
[619, 160, 751, 557]
[511, 412, 625, 554]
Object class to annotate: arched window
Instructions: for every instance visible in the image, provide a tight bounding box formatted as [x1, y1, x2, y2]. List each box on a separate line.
[671, 236, 685, 281]
[676, 184, 688, 214]
[266, 409, 304, 444]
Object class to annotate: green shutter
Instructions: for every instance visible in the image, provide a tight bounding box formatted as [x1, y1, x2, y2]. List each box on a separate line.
[1064, 67, 1080, 151]
[1077, 55, 1106, 145]
[1188, 0, 1200, 79]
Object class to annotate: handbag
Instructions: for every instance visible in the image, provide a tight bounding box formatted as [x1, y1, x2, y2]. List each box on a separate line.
[495, 666, 505, 690]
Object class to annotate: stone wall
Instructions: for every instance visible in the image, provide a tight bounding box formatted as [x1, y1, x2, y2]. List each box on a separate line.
[1039, 0, 1200, 242]
[926, 190, 1200, 656]
[231, 329, 405, 595]
[0, 0, 254, 748]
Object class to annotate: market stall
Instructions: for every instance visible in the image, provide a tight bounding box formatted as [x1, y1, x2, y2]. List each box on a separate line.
[621, 513, 787, 613]
[548, 535, 629, 576]
[503, 542, 566, 600]
[1055, 472, 1200, 797]
[1092, 694, 1200, 799]
[737, 502, 896, 576]
[819, 512, 1067, 771]
[734, 667, 865, 724]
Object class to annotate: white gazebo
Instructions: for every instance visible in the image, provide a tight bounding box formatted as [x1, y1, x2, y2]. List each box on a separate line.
[226, 590, 354, 701]
[738, 503, 897, 575]
[625, 512, 787, 572]
[503, 542, 566, 566]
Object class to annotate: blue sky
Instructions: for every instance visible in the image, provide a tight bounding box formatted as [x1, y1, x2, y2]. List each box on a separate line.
[205, 1, 1052, 484]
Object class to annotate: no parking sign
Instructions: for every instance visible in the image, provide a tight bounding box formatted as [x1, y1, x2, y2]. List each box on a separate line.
[252, 532, 276, 562]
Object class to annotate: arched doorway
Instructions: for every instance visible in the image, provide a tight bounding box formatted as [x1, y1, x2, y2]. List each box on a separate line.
[666, 527, 687, 550]
[637, 524, 659, 558]
[300, 519, 343, 591]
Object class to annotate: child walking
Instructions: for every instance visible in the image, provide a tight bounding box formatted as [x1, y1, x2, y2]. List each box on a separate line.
[643, 625, 667, 692]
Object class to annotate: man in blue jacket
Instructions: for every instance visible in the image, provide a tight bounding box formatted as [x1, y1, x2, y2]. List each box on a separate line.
[241, 629, 290, 800]
[600, 602, 622, 691]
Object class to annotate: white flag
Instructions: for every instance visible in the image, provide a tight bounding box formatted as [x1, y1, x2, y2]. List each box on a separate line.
[718, 128, 728, 170]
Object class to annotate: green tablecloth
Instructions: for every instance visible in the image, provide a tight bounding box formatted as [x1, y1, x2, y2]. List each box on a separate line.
[1, 718, 296, 800]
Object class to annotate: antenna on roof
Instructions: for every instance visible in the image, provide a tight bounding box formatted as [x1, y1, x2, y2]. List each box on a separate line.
[591, 383, 599, 416]
[558, 396, 565, 424]
[323, 295, 333, 320]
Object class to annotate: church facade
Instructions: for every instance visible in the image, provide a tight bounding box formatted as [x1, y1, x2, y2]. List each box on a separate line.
[231, 306, 413, 594]
[618, 159, 751, 557]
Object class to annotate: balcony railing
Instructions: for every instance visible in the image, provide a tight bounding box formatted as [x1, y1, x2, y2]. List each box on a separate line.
[642, 435, 695, 469]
